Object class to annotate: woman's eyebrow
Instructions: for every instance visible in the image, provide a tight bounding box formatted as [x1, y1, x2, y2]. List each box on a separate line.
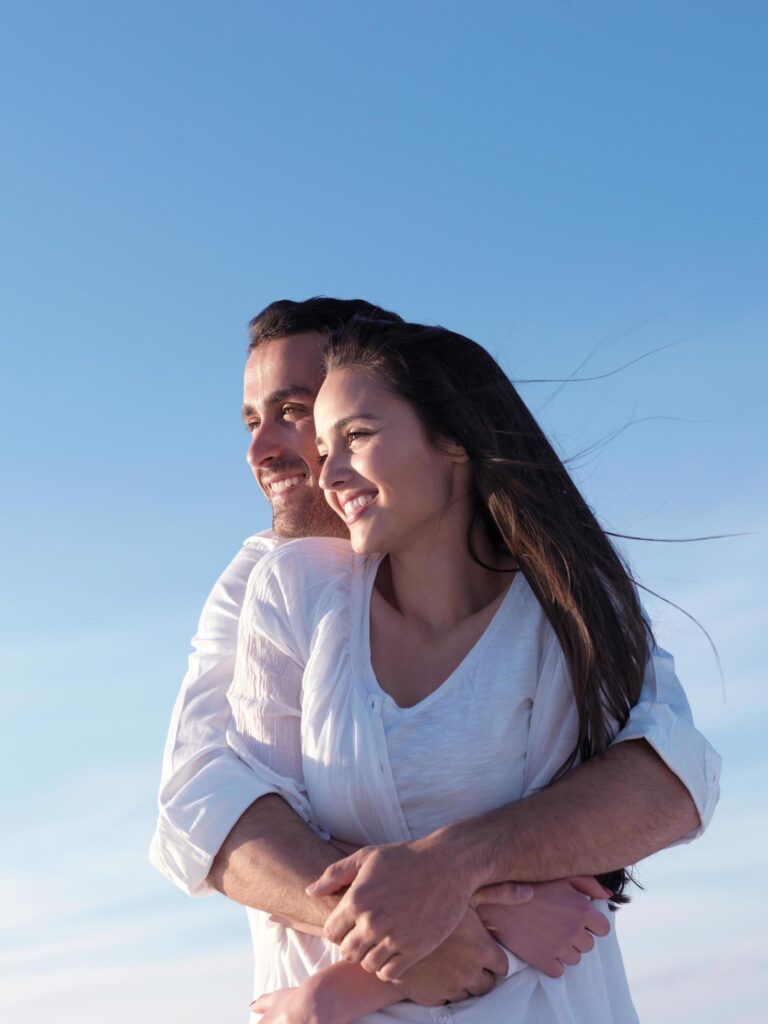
[316, 413, 381, 446]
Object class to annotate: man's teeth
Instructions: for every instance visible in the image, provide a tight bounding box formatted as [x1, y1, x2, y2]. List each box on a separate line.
[270, 476, 305, 493]
[343, 495, 375, 516]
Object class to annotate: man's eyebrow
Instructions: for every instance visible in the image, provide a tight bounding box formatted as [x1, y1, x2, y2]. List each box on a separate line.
[316, 413, 381, 445]
[241, 386, 316, 421]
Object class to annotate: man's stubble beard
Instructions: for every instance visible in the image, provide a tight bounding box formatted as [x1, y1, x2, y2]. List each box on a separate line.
[271, 492, 349, 540]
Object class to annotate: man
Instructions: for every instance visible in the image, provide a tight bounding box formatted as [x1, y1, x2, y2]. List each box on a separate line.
[150, 297, 720, 1005]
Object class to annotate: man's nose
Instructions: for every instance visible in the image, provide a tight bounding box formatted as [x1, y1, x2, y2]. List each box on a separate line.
[246, 421, 282, 468]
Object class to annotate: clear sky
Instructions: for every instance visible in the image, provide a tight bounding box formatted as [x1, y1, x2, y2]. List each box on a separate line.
[1, 2, 766, 1021]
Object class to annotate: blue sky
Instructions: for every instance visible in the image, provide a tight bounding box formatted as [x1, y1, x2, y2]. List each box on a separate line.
[1, 2, 766, 1021]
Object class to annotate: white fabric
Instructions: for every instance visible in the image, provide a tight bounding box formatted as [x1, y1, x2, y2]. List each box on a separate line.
[149, 531, 285, 894]
[225, 537, 721, 1024]
[149, 533, 720, 900]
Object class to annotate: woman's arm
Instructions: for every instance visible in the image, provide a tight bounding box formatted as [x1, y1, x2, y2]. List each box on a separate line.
[251, 961, 396, 1024]
[252, 907, 515, 1023]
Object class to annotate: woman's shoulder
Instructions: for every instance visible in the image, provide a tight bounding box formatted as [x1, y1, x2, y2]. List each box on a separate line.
[245, 536, 360, 615]
[242, 537, 360, 664]
[256, 535, 356, 581]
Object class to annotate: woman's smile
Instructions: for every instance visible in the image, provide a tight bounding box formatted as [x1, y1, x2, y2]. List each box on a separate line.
[339, 491, 378, 525]
[314, 367, 468, 555]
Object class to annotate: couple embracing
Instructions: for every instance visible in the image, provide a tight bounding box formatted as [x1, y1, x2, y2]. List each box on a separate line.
[151, 297, 720, 1023]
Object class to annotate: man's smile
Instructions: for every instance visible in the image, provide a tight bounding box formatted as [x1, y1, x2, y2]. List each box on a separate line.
[261, 470, 309, 501]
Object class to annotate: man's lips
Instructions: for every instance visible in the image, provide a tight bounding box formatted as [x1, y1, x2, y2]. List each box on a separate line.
[261, 471, 308, 500]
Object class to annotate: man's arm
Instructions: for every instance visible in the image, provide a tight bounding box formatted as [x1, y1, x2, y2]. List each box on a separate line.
[148, 535, 306, 897]
[310, 638, 721, 979]
[207, 793, 343, 928]
[217, 637, 718, 923]
[312, 739, 699, 978]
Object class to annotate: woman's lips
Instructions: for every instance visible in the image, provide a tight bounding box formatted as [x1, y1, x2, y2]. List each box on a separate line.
[341, 492, 377, 524]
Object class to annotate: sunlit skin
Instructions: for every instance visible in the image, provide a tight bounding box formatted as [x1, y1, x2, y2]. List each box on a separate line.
[309, 368, 611, 982]
[242, 332, 347, 539]
[315, 367, 514, 631]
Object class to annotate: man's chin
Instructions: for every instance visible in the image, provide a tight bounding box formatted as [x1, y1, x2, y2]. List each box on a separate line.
[271, 499, 349, 540]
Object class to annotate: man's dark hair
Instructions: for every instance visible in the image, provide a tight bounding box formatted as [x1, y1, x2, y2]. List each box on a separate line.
[247, 296, 403, 352]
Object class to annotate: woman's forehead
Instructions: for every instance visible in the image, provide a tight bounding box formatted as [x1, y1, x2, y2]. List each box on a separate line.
[315, 367, 409, 432]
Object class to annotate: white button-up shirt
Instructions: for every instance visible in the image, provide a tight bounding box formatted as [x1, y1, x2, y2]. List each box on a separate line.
[150, 532, 721, 1022]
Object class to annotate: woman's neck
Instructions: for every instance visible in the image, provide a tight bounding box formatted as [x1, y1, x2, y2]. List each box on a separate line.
[374, 519, 513, 633]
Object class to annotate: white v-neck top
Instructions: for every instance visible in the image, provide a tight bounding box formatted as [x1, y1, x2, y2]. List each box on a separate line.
[225, 536, 699, 1023]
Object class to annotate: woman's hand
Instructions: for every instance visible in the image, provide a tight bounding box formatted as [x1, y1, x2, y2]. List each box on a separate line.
[251, 985, 322, 1024]
[306, 839, 532, 980]
[391, 908, 509, 1004]
[475, 876, 612, 978]
[251, 961, 396, 1024]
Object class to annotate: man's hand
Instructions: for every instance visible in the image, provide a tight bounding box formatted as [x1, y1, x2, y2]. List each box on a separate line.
[391, 908, 509, 1004]
[476, 876, 611, 978]
[306, 839, 532, 980]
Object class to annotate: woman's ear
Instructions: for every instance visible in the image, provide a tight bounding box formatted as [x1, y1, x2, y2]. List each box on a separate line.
[438, 436, 470, 463]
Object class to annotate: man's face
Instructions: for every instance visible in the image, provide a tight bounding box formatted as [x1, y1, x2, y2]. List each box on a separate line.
[242, 332, 348, 539]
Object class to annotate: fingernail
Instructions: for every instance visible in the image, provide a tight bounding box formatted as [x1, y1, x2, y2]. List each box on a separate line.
[601, 886, 613, 898]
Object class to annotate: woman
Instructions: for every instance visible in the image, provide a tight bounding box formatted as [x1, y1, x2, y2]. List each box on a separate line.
[228, 318, 707, 1023]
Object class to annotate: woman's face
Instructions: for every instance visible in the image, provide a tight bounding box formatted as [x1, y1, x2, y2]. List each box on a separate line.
[314, 367, 468, 555]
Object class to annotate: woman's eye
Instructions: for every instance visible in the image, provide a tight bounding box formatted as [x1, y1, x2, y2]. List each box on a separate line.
[346, 430, 370, 444]
[317, 453, 328, 465]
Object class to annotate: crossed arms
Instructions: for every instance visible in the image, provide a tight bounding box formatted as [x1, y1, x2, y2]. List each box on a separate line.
[150, 536, 720, 997]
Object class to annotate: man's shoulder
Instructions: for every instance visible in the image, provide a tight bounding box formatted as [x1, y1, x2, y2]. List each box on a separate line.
[241, 528, 280, 554]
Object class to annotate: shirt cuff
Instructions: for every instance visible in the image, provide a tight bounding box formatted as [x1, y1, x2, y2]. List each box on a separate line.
[499, 944, 527, 978]
[149, 753, 312, 896]
[611, 701, 721, 842]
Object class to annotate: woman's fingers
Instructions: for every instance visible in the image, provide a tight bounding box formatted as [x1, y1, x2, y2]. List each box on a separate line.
[557, 947, 581, 967]
[567, 876, 613, 901]
[541, 959, 565, 979]
[585, 905, 611, 937]
[470, 881, 534, 908]
[574, 929, 595, 954]
[467, 970, 496, 998]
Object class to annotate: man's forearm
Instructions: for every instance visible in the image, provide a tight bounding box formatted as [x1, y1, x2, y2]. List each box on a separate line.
[437, 739, 701, 889]
[207, 793, 343, 928]
[209, 740, 698, 930]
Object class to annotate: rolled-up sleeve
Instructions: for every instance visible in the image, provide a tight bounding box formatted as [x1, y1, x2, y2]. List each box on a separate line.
[149, 534, 298, 897]
[610, 643, 721, 842]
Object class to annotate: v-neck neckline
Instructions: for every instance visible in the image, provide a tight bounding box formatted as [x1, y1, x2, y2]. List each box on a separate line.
[354, 553, 521, 714]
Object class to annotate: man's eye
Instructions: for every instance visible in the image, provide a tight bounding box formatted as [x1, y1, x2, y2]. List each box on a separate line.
[245, 420, 259, 433]
[317, 453, 328, 465]
[282, 404, 307, 418]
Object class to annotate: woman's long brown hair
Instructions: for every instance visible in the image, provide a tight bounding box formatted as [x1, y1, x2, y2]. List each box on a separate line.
[326, 318, 654, 903]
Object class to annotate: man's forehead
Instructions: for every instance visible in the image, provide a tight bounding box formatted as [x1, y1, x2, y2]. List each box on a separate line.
[243, 332, 326, 404]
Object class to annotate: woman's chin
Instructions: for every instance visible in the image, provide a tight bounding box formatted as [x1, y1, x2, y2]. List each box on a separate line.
[348, 525, 382, 555]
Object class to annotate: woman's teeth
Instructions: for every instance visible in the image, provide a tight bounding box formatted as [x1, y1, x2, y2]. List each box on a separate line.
[343, 495, 376, 517]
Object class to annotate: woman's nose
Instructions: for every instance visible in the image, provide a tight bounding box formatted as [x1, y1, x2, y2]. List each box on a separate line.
[318, 449, 351, 491]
